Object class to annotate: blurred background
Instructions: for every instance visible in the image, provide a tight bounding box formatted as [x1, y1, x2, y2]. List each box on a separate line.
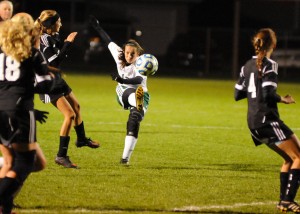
[12, 0, 300, 80]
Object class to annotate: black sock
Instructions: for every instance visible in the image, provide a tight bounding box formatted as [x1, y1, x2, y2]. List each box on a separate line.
[74, 121, 86, 141]
[0, 177, 21, 214]
[280, 172, 289, 201]
[57, 136, 70, 157]
[284, 169, 300, 202]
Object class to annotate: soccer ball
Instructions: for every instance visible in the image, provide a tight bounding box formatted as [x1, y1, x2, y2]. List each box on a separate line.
[135, 54, 158, 76]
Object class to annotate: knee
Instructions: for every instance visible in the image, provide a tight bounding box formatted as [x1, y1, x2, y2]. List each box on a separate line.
[33, 156, 46, 172]
[12, 150, 36, 182]
[127, 108, 143, 138]
[283, 159, 293, 169]
[64, 109, 76, 121]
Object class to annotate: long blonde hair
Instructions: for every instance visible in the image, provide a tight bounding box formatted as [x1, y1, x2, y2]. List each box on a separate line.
[0, 20, 32, 62]
[35, 10, 60, 35]
[12, 12, 40, 48]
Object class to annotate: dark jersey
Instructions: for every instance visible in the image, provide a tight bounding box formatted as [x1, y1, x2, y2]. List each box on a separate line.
[234, 56, 281, 129]
[0, 48, 51, 110]
[40, 33, 71, 68]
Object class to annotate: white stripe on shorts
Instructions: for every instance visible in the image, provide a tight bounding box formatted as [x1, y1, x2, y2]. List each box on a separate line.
[271, 122, 286, 141]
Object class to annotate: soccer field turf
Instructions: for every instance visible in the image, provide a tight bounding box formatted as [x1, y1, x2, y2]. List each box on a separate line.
[13, 74, 300, 213]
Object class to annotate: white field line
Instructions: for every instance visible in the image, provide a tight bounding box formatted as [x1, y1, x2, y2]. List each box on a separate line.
[16, 201, 277, 213]
[93, 122, 246, 130]
[173, 201, 276, 212]
[49, 120, 300, 131]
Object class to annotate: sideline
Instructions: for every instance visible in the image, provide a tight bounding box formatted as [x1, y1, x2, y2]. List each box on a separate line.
[173, 201, 276, 212]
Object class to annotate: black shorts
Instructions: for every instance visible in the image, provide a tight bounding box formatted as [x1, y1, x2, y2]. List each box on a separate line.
[39, 78, 72, 103]
[250, 121, 293, 146]
[0, 110, 36, 146]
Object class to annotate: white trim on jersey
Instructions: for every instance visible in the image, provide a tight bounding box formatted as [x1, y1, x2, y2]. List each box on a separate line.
[35, 74, 52, 83]
[48, 54, 58, 63]
[40, 34, 50, 47]
[235, 83, 244, 90]
[262, 81, 277, 88]
[240, 66, 245, 77]
[264, 70, 276, 75]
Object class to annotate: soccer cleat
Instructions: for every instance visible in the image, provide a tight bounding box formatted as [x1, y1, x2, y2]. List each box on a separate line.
[120, 158, 129, 165]
[75, 137, 100, 148]
[55, 156, 78, 168]
[278, 201, 300, 213]
[135, 86, 144, 112]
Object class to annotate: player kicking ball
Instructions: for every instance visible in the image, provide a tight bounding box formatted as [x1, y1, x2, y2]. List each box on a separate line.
[90, 15, 158, 165]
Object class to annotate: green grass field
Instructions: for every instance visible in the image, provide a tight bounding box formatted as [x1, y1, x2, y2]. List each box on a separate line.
[12, 73, 300, 213]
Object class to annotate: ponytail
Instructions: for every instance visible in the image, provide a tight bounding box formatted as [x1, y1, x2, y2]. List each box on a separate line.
[252, 28, 277, 77]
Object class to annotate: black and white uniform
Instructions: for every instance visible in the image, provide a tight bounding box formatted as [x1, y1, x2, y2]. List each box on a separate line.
[39, 33, 72, 103]
[0, 48, 53, 145]
[234, 56, 293, 146]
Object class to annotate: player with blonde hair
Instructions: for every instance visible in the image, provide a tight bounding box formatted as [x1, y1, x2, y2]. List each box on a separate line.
[0, 14, 59, 213]
[35, 10, 100, 169]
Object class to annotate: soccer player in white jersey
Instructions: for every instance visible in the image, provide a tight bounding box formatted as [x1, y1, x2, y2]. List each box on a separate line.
[90, 16, 150, 165]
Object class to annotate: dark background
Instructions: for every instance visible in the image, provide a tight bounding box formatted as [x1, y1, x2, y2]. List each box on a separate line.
[11, 0, 300, 80]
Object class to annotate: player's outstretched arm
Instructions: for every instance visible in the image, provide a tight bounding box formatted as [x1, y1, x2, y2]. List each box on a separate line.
[89, 15, 112, 45]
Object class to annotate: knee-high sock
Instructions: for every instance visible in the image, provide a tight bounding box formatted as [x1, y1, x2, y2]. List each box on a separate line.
[57, 136, 70, 157]
[74, 121, 86, 141]
[0, 177, 21, 214]
[284, 169, 300, 202]
[122, 136, 137, 161]
[280, 172, 289, 201]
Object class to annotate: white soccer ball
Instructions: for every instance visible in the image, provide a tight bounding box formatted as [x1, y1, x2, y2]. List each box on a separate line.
[135, 54, 158, 76]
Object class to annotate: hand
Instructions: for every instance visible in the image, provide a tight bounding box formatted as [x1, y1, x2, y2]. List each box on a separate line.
[89, 15, 100, 30]
[34, 109, 49, 124]
[65, 32, 77, 42]
[281, 94, 296, 104]
[111, 73, 124, 84]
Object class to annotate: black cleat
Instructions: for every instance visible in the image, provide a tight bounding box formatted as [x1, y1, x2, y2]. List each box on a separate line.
[278, 201, 300, 213]
[75, 137, 100, 148]
[55, 156, 78, 168]
[120, 158, 129, 166]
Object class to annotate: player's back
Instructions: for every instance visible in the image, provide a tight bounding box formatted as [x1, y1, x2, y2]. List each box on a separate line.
[243, 57, 279, 129]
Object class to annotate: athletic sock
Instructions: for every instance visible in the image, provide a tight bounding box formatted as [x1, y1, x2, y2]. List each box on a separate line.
[74, 121, 86, 141]
[122, 136, 137, 161]
[284, 169, 300, 202]
[57, 136, 70, 157]
[0, 177, 21, 214]
[280, 172, 289, 201]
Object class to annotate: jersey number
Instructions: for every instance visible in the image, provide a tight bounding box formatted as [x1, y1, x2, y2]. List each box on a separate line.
[248, 73, 256, 98]
[0, 53, 21, 81]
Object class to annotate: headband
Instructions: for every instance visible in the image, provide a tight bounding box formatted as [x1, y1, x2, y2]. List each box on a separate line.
[42, 13, 60, 28]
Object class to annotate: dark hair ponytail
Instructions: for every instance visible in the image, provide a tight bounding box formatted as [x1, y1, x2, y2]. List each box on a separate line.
[252, 28, 277, 77]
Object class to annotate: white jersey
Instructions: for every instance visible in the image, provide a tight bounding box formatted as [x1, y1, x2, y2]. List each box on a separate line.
[108, 42, 148, 99]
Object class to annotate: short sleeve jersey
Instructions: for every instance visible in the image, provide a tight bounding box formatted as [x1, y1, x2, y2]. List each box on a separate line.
[0, 48, 49, 110]
[235, 56, 280, 129]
